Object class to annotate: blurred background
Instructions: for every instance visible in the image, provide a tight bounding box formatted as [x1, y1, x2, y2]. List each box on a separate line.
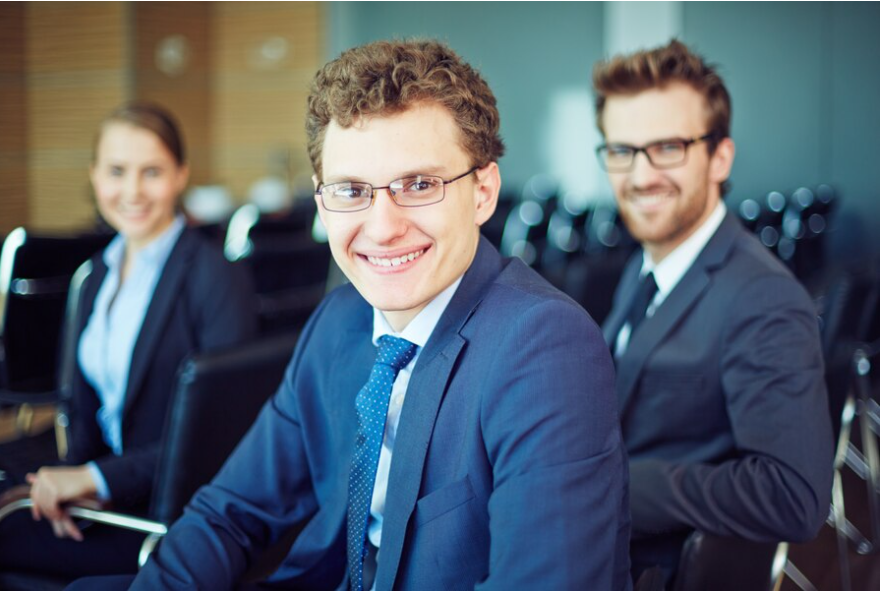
[0, 1, 877, 269]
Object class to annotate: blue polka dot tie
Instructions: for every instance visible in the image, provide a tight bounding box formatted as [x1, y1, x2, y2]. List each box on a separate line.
[347, 335, 417, 591]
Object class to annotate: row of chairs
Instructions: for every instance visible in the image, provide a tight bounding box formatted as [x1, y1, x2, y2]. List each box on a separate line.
[738, 185, 837, 288]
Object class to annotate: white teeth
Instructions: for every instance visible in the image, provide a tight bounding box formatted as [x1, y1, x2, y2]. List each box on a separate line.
[632, 193, 670, 204]
[366, 248, 425, 267]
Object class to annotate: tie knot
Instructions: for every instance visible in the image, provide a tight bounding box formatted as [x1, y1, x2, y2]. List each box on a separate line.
[375, 335, 418, 371]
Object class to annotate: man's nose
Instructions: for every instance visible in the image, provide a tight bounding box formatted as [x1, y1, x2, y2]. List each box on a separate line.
[629, 151, 661, 186]
[363, 187, 407, 243]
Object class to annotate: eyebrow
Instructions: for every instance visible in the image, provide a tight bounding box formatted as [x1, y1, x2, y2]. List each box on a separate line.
[607, 136, 689, 147]
[323, 165, 448, 185]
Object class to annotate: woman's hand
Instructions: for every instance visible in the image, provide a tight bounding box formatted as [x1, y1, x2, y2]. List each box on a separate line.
[25, 466, 99, 541]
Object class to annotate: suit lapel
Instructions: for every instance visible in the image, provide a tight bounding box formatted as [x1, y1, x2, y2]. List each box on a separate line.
[602, 255, 642, 346]
[77, 257, 107, 336]
[122, 230, 196, 418]
[374, 237, 501, 589]
[617, 212, 741, 414]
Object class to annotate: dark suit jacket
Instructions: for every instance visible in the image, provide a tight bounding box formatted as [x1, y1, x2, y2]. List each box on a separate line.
[602, 213, 833, 566]
[67, 228, 258, 510]
[132, 237, 631, 590]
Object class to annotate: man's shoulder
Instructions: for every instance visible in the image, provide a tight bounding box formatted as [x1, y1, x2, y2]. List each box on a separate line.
[480, 256, 601, 331]
[706, 220, 815, 317]
[712, 217, 803, 288]
[306, 281, 371, 334]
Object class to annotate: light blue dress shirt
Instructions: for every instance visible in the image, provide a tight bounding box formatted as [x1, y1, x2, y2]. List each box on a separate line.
[78, 216, 186, 500]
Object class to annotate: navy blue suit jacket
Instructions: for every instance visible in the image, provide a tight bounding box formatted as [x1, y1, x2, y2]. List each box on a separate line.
[67, 228, 258, 509]
[603, 213, 833, 570]
[133, 237, 631, 590]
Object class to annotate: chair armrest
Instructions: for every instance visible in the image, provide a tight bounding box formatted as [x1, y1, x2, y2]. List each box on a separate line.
[0, 494, 167, 536]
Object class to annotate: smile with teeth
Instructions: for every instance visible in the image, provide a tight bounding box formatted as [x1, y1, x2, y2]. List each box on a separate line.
[366, 248, 426, 268]
[630, 193, 674, 204]
[118, 204, 150, 216]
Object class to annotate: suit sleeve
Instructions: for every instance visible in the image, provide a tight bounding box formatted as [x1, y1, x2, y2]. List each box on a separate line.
[629, 275, 834, 542]
[128, 292, 332, 590]
[476, 297, 631, 591]
[93, 247, 259, 506]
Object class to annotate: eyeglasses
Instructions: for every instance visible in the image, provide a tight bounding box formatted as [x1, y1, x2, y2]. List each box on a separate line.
[317, 167, 478, 213]
[596, 133, 716, 173]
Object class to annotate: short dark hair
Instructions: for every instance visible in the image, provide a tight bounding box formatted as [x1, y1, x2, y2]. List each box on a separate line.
[306, 39, 505, 179]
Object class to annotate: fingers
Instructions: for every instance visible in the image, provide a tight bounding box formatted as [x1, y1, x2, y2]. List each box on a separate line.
[28, 471, 64, 522]
[48, 514, 84, 541]
[25, 473, 42, 521]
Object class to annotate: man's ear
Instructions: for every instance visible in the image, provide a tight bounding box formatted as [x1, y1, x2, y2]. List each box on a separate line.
[473, 162, 501, 227]
[312, 174, 327, 225]
[709, 137, 735, 186]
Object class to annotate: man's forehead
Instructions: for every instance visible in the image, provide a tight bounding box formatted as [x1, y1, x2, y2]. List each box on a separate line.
[603, 84, 709, 142]
[321, 105, 468, 182]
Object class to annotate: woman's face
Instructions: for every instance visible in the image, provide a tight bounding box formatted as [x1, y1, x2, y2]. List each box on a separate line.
[90, 122, 189, 249]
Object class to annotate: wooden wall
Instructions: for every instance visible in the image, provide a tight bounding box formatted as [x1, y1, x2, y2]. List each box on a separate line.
[0, 2, 324, 233]
[0, 3, 29, 235]
[211, 2, 323, 197]
[26, 2, 131, 231]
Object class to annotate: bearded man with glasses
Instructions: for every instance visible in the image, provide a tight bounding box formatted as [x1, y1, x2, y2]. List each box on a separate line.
[593, 40, 832, 586]
[70, 40, 630, 591]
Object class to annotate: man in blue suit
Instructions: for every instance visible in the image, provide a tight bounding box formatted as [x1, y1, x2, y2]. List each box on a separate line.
[593, 41, 833, 585]
[75, 40, 630, 590]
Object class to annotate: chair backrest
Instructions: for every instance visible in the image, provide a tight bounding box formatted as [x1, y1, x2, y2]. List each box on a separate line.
[672, 531, 781, 591]
[0, 229, 111, 391]
[818, 267, 880, 435]
[148, 332, 299, 525]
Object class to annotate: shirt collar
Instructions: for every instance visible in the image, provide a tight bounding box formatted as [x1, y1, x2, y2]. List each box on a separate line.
[372, 275, 464, 350]
[102, 215, 187, 271]
[640, 201, 726, 297]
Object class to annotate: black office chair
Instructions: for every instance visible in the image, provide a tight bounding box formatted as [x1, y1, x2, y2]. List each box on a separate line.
[0, 332, 299, 588]
[0, 228, 111, 398]
[499, 175, 558, 267]
[224, 204, 331, 334]
[560, 205, 637, 326]
[0, 227, 106, 466]
[635, 566, 667, 591]
[672, 531, 785, 591]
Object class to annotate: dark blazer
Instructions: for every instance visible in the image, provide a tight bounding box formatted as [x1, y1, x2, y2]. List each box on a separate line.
[67, 227, 258, 509]
[131, 237, 631, 590]
[603, 212, 833, 568]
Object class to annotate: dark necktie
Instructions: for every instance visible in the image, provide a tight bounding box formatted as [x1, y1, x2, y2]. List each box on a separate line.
[347, 335, 417, 591]
[624, 272, 658, 338]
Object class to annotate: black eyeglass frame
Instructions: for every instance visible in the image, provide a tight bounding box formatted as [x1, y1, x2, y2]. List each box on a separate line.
[316, 167, 478, 213]
[596, 133, 718, 172]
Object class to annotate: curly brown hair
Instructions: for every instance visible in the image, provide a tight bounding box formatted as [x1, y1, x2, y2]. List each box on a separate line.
[306, 39, 505, 179]
[592, 40, 731, 155]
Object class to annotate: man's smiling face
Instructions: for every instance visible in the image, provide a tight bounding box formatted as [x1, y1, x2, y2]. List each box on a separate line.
[602, 83, 733, 262]
[316, 102, 499, 331]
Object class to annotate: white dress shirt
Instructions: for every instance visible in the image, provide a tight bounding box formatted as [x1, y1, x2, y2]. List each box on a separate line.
[615, 202, 726, 356]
